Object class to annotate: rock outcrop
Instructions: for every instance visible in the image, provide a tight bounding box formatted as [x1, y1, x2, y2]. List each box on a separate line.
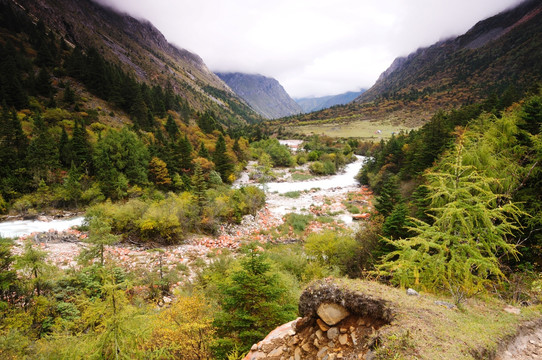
[243, 279, 394, 360]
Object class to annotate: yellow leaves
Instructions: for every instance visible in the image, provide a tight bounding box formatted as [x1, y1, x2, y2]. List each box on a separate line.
[145, 292, 215, 359]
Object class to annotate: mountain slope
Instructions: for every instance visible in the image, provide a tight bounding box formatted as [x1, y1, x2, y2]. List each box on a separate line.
[13, 0, 259, 124]
[216, 72, 302, 119]
[295, 90, 365, 113]
[279, 0, 542, 135]
[355, 0, 542, 105]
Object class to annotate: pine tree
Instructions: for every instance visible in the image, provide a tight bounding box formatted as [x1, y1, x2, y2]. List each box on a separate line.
[198, 141, 210, 159]
[58, 126, 71, 167]
[374, 175, 402, 218]
[191, 163, 207, 214]
[27, 114, 59, 182]
[178, 134, 193, 173]
[70, 120, 92, 173]
[213, 248, 296, 356]
[213, 134, 233, 183]
[165, 114, 179, 139]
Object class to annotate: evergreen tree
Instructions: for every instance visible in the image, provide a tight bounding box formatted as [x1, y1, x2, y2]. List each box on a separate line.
[58, 126, 71, 167]
[177, 134, 193, 173]
[27, 114, 59, 182]
[165, 114, 179, 139]
[70, 120, 93, 173]
[80, 217, 119, 267]
[61, 163, 82, 207]
[0, 238, 17, 304]
[198, 141, 210, 159]
[15, 241, 49, 296]
[63, 83, 75, 104]
[213, 134, 234, 183]
[35, 68, 53, 97]
[213, 248, 296, 357]
[191, 163, 207, 214]
[374, 175, 402, 218]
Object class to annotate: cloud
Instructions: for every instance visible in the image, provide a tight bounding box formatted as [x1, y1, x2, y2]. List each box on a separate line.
[94, 0, 524, 98]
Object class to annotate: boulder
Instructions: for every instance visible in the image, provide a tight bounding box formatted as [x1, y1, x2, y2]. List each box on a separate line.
[317, 303, 350, 326]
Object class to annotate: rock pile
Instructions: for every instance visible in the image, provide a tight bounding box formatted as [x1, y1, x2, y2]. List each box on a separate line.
[243, 280, 394, 360]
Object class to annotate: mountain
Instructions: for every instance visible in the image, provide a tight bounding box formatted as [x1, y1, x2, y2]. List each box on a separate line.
[12, 0, 259, 124]
[295, 90, 365, 113]
[354, 0, 542, 106]
[215, 72, 302, 119]
[282, 0, 542, 132]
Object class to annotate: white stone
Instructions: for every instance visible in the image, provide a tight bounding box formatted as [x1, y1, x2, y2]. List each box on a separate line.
[317, 303, 350, 326]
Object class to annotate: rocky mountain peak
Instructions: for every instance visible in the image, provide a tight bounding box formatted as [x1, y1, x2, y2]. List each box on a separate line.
[216, 72, 302, 119]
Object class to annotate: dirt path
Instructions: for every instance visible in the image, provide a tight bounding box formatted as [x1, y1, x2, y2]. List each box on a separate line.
[497, 323, 542, 360]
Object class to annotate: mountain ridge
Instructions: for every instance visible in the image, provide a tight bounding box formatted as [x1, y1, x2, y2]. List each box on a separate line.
[216, 72, 302, 119]
[12, 0, 259, 123]
[295, 90, 365, 113]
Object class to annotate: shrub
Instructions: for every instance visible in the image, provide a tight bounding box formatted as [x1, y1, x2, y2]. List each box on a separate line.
[305, 230, 360, 275]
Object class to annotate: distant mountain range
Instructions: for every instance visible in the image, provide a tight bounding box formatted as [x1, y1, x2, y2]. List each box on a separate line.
[215, 72, 302, 119]
[295, 90, 365, 113]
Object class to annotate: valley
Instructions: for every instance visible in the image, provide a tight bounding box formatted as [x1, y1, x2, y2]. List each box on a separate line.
[0, 0, 541, 359]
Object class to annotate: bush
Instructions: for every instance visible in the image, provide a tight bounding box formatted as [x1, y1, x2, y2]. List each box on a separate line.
[305, 230, 360, 275]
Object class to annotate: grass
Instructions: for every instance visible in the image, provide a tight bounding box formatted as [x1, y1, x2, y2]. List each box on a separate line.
[282, 191, 302, 198]
[332, 278, 542, 360]
[291, 173, 315, 181]
[286, 120, 417, 140]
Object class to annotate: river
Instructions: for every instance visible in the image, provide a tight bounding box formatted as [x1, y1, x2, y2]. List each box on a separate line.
[0, 155, 366, 238]
[0, 216, 85, 239]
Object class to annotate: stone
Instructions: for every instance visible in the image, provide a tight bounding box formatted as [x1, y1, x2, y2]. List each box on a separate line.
[314, 338, 320, 348]
[251, 344, 258, 351]
[292, 336, 300, 345]
[317, 347, 328, 359]
[349, 326, 355, 332]
[365, 350, 376, 360]
[302, 343, 311, 352]
[294, 347, 302, 360]
[351, 332, 358, 345]
[268, 347, 283, 357]
[434, 300, 457, 309]
[294, 316, 314, 332]
[317, 318, 331, 331]
[339, 327, 348, 333]
[504, 305, 521, 314]
[317, 303, 350, 326]
[339, 334, 348, 345]
[406, 288, 420, 296]
[248, 351, 266, 359]
[358, 319, 365, 326]
[315, 329, 324, 340]
[327, 327, 339, 340]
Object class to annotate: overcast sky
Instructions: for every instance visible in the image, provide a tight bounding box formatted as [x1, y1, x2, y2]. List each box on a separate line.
[96, 0, 524, 98]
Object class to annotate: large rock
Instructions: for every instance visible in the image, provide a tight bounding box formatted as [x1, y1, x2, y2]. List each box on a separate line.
[317, 303, 350, 326]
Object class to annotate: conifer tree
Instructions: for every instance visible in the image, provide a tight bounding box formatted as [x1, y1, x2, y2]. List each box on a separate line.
[213, 134, 233, 183]
[165, 114, 178, 139]
[191, 163, 207, 214]
[27, 114, 59, 182]
[374, 175, 402, 218]
[213, 248, 296, 356]
[378, 132, 523, 300]
[148, 157, 172, 190]
[178, 134, 193, 173]
[198, 141, 210, 159]
[80, 217, 119, 267]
